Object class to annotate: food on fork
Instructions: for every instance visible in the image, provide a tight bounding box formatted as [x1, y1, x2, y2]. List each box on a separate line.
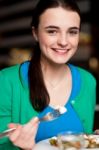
[55, 106, 67, 114]
[39, 105, 67, 121]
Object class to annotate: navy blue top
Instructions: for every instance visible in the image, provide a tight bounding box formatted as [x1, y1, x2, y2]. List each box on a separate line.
[20, 62, 84, 142]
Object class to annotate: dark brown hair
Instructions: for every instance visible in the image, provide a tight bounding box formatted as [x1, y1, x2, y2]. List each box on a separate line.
[28, 0, 81, 112]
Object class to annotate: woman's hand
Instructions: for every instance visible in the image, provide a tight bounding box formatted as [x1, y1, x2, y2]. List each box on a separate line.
[8, 117, 39, 150]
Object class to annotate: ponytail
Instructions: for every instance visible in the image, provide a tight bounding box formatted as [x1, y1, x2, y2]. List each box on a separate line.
[28, 44, 50, 112]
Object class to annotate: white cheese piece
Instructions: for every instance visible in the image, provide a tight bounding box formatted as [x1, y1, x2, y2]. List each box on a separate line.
[55, 105, 67, 114]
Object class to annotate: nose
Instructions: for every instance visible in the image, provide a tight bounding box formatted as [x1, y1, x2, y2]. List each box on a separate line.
[57, 33, 68, 47]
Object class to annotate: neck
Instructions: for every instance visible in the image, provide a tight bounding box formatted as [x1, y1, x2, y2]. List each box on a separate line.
[41, 59, 68, 89]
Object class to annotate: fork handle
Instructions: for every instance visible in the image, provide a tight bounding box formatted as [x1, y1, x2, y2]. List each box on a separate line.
[0, 128, 16, 139]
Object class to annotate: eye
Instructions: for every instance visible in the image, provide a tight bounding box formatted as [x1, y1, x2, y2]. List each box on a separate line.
[46, 30, 57, 35]
[69, 30, 79, 35]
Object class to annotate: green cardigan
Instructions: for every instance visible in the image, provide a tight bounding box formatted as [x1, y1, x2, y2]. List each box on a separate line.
[0, 64, 96, 150]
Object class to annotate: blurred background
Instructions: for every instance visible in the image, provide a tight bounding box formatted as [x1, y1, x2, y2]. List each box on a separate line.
[0, 0, 99, 130]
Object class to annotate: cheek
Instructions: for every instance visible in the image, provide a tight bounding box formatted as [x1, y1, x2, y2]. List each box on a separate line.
[39, 36, 55, 48]
[38, 36, 51, 53]
[38, 32, 57, 47]
[38, 33, 48, 44]
[71, 37, 79, 48]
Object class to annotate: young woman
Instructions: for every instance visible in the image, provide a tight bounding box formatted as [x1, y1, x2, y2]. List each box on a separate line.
[0, 0, 96, 149]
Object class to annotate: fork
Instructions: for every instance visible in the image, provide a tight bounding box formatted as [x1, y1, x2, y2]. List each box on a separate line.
[0, 106, 66, 139]
[39, 107, 65, 121]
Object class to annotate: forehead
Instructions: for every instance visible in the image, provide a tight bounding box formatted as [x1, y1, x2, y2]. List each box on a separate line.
[39, 7, 80, 28]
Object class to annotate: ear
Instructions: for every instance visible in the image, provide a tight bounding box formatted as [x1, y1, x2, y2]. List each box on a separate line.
[32, 26, 38, 41]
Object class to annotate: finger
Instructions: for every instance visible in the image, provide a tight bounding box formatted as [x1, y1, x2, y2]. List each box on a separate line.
[8, 125, 22, 142]
[24, 117, 39, 130]
[8, 123, 19, 129]
[26, 121, 38, 139]
[29, 117, 39, 126]
[18, 117, 39, 142]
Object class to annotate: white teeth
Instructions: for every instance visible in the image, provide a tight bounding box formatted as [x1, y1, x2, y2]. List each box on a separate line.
[55, 49, 66, 51]
[55, 50, 67, 54]
[52, 48, 70, 54]
[56, 50, 66, 52]
[54, 49, 67, 52]
[59, 49, 66, 50]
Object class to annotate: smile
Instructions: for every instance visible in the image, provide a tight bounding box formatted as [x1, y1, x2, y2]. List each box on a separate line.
[52, 48, 70, 53]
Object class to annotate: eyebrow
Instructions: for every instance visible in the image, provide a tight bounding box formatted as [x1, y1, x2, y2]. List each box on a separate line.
[45, 25, 59, 29]
[69, 27, 80, 30]
[45, 25, 80, 30]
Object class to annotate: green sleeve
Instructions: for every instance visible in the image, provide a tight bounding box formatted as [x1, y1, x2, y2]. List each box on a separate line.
[0, 70, 20, 150]
[73, 68, 96, 134]
[83, 70, 96, 133]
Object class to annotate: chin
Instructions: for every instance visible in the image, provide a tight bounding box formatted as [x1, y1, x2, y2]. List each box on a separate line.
[52, 60, 67, 65]
[54, 58, 69, 64]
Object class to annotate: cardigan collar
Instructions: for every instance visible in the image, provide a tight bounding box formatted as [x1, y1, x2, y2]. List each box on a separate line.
[19, 61, 81, 101]
[20, 61, 30, 89]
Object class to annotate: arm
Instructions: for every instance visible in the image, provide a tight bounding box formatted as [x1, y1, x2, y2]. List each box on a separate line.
[0, 70, 17, 149]
[0, 69, 39, 150]
[73, 68, 96, 134]
[0, 71, 38, 150]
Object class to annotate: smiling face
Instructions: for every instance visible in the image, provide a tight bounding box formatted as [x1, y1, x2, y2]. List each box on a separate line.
[32, 7, 80, 65]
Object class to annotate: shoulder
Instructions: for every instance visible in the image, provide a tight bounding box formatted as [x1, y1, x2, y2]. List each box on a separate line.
[0, 64, 21, 89]
[0, 64, 20, 76]
[0, 61, 29, 78]
[69, 64, 96, 87]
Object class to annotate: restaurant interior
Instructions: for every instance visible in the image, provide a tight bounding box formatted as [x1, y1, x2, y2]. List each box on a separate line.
[0, 0, 99, 130]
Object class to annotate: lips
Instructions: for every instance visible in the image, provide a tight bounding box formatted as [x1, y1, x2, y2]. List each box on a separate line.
[52, 48, 70, 54]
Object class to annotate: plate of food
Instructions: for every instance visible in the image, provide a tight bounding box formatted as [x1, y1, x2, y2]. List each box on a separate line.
[34, 134, 99, 150]
[49, 133, 99, 150]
